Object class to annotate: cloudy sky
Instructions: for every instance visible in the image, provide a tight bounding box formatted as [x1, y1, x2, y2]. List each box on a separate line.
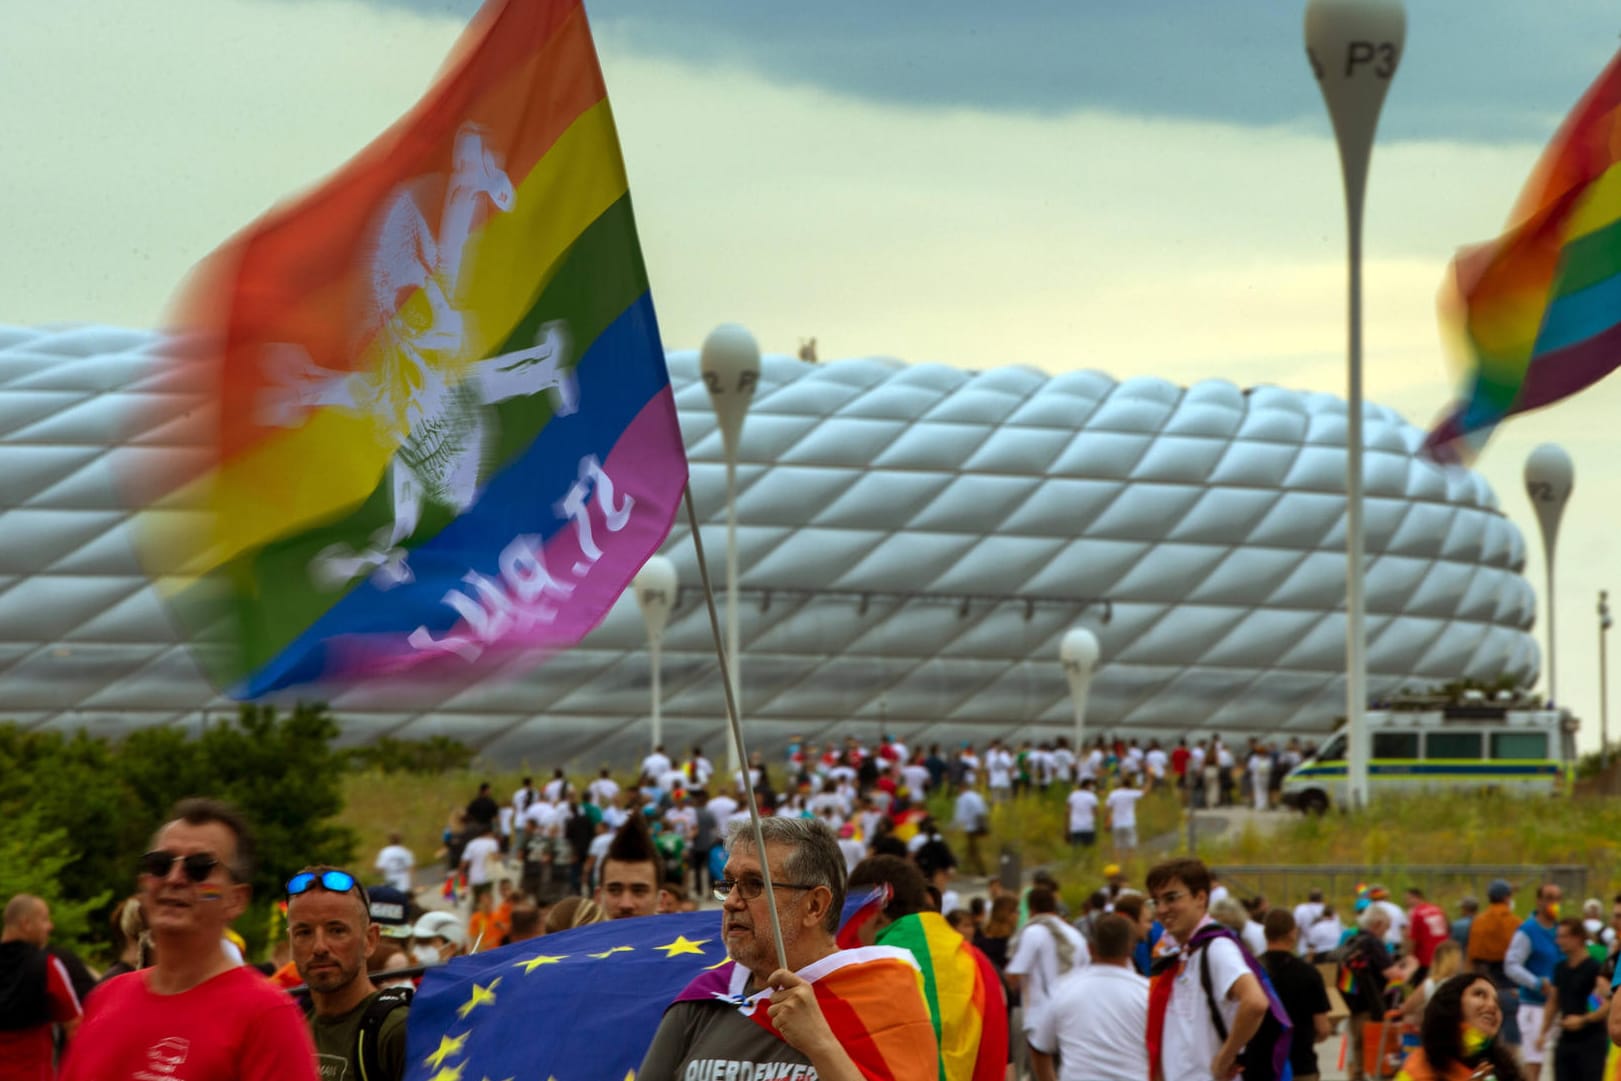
[4, 0, 1619, 745]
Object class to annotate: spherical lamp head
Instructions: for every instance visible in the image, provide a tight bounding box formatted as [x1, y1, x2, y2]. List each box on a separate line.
[633, 555, 678, 641]
[699, 323, 761, 456]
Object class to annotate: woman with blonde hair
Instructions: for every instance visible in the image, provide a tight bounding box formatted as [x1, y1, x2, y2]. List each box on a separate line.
[542, 896, 605, 934]
[1402, 940, 1464, 1024]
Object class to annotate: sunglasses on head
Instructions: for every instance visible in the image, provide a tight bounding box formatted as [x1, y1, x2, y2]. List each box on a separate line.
[287, 869, 360, 897]
[139, 850, 225, 883]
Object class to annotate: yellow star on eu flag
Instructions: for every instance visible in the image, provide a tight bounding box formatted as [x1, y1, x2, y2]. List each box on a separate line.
[427, 1065, 466, 1081]
[456, 977, 501, 1018]
[514, 953, 567, 974]
[424, 1032, 469, 1069]
[655, 935, 710, 958]
[589, 945, 635, 959]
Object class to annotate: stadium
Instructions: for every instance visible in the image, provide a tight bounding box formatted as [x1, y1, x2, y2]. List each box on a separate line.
[0, 324, 1539, 764]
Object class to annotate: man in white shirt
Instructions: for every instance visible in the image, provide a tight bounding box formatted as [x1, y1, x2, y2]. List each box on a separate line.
[586, 768, 620, 809]
[1248, 744, 1273, 811]
[951, 783, 989, 876]
[373, 833, 415, 892]
[1293, 888, 1326, 941]
[1030, 912, 1148, 1081]
[1146, 858, 1270, 1081]
[1006, 885, 1090, 1039]
[640, 745, 672, 783]
[1066, 778, 1100, 847]
[1106, 778, 1145, 855]
[985, 741, 1015, 803]
[459, 822, 503, 902]
[1051, 741, 1076, 785]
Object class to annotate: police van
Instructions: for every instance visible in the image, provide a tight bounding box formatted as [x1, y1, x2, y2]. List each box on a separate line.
[1280, 699, 1569, 813]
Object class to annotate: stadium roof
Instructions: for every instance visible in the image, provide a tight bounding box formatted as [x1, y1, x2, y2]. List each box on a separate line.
[0, 324, 1538, 763]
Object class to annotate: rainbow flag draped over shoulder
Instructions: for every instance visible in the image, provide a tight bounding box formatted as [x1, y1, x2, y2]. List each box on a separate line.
[1424, 48, 1621, 462]
[675, 947, 940, 1081]
[146, 0, 685, 694]
[875, 911, 1009, 1081]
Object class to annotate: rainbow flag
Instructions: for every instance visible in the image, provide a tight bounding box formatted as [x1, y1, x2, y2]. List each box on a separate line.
[676, 947, 941, 1081]
[875, 911, 1009, 1081]
[1424, 48, 1621, 462]
[144, 0, 685, 694]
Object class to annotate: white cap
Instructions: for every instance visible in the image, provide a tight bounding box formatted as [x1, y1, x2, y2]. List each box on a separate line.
[411, 911, 467, 947]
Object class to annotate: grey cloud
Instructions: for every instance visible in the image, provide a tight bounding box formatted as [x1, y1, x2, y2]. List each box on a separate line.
[329, 0, 1620, 142]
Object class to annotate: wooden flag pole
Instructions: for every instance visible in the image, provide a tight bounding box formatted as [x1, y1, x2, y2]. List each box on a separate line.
[681, 485, 788, 972]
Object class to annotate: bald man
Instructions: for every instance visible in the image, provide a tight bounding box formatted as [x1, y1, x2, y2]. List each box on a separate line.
[0, 893, 82, 1080]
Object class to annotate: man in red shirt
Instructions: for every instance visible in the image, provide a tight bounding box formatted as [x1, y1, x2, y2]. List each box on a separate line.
[1170, 740, 1192, 805]
[1406, 886, 1450, 980]
[59, 798, 319, 1081]
[0, 894, 82, 1080]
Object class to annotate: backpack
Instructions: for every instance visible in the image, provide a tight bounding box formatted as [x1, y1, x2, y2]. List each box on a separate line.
[1193, 927, 1294, 1081]
[300, 984, 412, 1081]
[1336, 931, 1393, 1014]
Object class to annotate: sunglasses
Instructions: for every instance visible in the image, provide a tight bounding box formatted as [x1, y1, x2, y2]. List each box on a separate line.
[287, 869, 360, 897]
[139, 850, 225, 883]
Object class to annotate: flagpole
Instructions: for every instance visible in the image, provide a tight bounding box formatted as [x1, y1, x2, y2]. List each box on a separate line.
[682, 485, 788, 972]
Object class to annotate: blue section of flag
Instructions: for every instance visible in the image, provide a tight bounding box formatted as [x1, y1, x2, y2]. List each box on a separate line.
[237, 293, 667, 696]
[401, 887, 887, 1081]
[403, 910, 722, 1081]
[1532, 271, 1621, 354]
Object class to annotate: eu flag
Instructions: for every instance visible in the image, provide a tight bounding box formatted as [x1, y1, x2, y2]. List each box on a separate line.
[404, 910, 724, 1081]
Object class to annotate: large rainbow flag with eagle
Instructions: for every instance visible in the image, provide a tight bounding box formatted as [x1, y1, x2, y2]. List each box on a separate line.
[139, 0, 685, 694]
[1424, 46, 1621, 462]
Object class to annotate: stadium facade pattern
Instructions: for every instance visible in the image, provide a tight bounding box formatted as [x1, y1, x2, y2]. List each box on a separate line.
[0, 324, 1539, 764]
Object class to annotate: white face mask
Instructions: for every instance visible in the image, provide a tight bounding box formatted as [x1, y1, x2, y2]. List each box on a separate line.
[412, 944, 442, 965]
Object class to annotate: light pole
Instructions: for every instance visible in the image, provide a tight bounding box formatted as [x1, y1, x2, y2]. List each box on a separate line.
[1524, 444, 1574, 709]
[1600, 590, 1612, 768]
[633, 555, 677, 753]
[1060, 628, 1101, 758]
[700, 324, 760, 776]
[1305, 0, 1405, 811]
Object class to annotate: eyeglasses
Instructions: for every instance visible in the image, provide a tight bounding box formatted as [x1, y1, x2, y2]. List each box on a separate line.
[712, 877, 818, 903]
[1151, 890, 1188, 907]
[287, 869, 360, 897]
[139, 850, 225, 883]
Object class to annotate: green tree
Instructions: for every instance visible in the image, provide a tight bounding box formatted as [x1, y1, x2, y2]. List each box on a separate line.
[0, 806, 109, 943]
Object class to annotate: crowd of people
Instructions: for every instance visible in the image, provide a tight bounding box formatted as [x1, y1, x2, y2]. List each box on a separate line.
[1, 734, 1611, 1081]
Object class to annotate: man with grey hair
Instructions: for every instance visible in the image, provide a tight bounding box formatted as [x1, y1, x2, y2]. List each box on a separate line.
[1339, 906, 1417, 1081]
[639, 817, 937, 1081]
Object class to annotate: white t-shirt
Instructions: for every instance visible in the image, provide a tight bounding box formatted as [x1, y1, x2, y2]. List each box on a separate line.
[1106, 788, 1144, 829]
[901, 763, 930, 795]
[1303, 915, 1344, 956]
[1029, 963, 1150, 1081]
[1007, 917, 1091, 1031]
[461, 835, 502, 886]
[374, 844, 414, 892]
[1241, 920, 1267, 958]
[1373, 899, 1407, 946]
[642, 752, 673, 779]
[1293, 901, 1325, 931]
[1066, 790, 1099, 834]
[1147, 748, 1169, 777]
[1163, 933, 1251, 1081]
[542, 777, 567, 802]
[1052, 747, 1076, 782]
[587, 777, 621, 807]
[708, 795, 739, 831]
[837, 837, 866, 873]
[523, 801, 558, 833]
